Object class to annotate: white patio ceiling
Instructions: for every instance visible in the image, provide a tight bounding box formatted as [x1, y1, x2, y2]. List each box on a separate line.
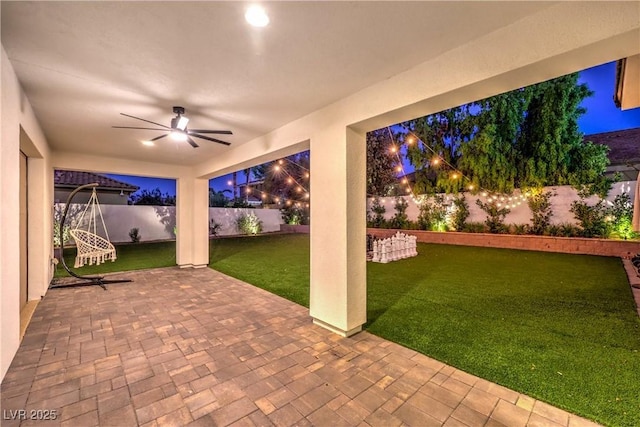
[1, 1, 553, 167]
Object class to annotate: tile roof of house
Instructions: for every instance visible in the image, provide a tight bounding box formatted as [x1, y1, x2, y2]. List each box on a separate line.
[585, 127, 640, 166]
[54, 170, 139, 191]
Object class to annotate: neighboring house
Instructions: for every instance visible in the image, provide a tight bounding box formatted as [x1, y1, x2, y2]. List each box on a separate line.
[54, 170, 139, 205]
[587, 127, 640, 181]
[237, 179, 266, 206]
[615, 55, 640, 111]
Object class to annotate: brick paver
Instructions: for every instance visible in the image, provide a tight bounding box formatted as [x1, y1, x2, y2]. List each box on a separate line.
[1, 267, 602, 426]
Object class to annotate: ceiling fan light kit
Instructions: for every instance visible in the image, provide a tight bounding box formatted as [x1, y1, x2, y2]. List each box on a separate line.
[113, 106, 232, 148]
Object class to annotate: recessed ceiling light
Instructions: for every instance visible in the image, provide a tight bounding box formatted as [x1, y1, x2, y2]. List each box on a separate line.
[245, 5, 269, 27]
[142, 140, 155, 146]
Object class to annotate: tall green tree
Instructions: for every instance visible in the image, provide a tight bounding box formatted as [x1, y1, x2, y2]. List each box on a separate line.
[517, 73, 601, 188]
[458, 90, 529, 193]
[403, 106, 475, 194]
[366, 129, 398, 196]
[129, 188, 176, 206]
[260, 151, 310, 204]
[397, 72, 608, 195]
[209, 188, 230, 207]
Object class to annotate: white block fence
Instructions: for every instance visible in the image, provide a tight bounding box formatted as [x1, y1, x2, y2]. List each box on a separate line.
[368, 181, 637, 226]
[55, 205, 284, 243]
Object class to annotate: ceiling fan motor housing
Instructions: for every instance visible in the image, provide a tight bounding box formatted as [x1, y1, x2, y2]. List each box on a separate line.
[114, 106, 232, 147]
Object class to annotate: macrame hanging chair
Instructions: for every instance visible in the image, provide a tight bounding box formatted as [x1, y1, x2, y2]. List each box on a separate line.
[50, 182, 132, 290]
[70, 187, 117, 268]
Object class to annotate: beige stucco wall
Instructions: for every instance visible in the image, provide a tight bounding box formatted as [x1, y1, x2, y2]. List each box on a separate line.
[1, 46, 53, 380]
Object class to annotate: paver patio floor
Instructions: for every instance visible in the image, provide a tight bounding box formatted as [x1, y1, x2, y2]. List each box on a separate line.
[1, 267, 601, 427]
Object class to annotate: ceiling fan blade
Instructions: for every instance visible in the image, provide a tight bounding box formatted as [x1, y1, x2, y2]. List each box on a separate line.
[191, 133, 231, 146]
[120, 113, 171, 129]
[188, 129, 233, 135]
[186, 136, 199, 148]
[150, 133, 169, 142]
[112, 126, 169, 131]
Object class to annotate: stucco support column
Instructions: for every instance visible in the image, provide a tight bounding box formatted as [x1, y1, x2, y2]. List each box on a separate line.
[309, 126, 366, 337]
[176, 177, 209, 268]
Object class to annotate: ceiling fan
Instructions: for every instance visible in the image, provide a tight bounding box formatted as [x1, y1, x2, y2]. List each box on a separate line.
[113, 106, 232, 148]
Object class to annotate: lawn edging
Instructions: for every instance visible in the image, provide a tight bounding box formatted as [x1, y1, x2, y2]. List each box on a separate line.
[367, 228, 640, 257]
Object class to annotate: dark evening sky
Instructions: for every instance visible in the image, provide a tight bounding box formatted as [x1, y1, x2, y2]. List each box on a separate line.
[108, 61, 640, 196]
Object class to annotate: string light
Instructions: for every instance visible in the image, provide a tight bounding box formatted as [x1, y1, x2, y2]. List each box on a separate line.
[380, 129, 529, 212]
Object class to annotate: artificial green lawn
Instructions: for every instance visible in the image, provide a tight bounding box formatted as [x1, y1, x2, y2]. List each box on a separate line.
[56, 234, 640, 425]
[209, 234, 640, 427]
[54, 241, 177, 278]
